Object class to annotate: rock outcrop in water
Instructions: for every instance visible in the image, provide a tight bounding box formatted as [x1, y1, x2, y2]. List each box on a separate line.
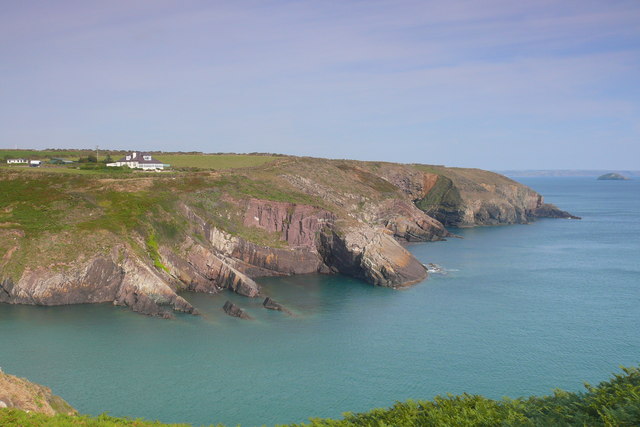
[0, 156, 578, 317]
[263, 297, 292, 314]
[223, 300, 252, 319]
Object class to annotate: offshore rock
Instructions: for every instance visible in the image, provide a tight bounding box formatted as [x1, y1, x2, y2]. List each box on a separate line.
[263, 296, 292, 315]
[223, 300, 252, 319]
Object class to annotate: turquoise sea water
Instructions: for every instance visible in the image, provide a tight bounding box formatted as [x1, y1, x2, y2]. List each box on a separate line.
[1, 177, 639, 426]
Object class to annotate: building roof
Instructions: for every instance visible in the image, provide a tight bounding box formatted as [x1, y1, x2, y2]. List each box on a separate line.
[116, 152, 164, 164]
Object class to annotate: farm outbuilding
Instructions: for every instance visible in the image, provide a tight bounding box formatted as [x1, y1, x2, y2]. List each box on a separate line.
[106, 151, 168, 170]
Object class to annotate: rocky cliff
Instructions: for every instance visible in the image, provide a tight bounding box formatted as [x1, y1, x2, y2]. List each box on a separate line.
[0, 370, 75, 416]
[0, 156, 577, 316]
[378, 165, 580, 226]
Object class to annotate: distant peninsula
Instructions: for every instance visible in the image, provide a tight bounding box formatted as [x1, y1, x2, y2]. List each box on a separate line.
[498, 169, 640, 178]
[598, 172, 630, 180]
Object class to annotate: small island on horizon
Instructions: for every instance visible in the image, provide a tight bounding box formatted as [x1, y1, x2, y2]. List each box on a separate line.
[598, 172, 631, 180]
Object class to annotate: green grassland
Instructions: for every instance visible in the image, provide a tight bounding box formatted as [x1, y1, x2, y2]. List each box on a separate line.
[158, 154, 279, 170]
[0, 149, 90, 160]
[1, 366, 638, 426]
[0, 149, 280, 171]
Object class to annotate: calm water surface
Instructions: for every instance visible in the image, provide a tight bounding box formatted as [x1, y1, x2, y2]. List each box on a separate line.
[1, 177, 639, 426]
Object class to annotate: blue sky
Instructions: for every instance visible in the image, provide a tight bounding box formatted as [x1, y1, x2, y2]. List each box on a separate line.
[1, 0, 639, 169]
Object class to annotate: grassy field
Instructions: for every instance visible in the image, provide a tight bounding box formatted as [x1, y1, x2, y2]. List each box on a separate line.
[156, 154, 279, 170]
[0, 165, 136, 175]
[0, 150, 281, 171]
[0, 149, 88, 160]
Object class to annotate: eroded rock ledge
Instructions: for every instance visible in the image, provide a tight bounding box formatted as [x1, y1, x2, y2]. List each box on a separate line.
[0, 200, 430, 317]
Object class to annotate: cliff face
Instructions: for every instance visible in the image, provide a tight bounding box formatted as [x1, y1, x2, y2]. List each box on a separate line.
[0, 371, 75, 416]
[0, 195, 433, 316]
[0, 247, 197, 318]
[0, 156, 577, 317]
[319, 226, 427, 287]
[383, 165, 580, 226]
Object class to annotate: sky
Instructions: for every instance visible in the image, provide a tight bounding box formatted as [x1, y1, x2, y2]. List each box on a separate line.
[1, 0, 639, 169]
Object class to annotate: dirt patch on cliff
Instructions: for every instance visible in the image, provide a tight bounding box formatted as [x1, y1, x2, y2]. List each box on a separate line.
[422, 173, 439, 197]
[92, 177, 156, 192]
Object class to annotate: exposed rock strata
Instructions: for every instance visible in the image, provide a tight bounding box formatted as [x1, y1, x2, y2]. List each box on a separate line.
[374, 199, 450, 242]
[243, 198, 335, 247]
[407, 167, 579, 226]
[263, 296, 292, 315]
[160, 240, 259, 297]
[223, 300, 252, 319]
[529, 203, 581, 220]
[0, 249, 196, 318]
[319, 226, 428, 287]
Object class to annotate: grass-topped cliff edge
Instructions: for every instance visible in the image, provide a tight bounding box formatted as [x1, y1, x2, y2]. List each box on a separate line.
[0, 151, 577, 317]
[1, 366, 638, 426]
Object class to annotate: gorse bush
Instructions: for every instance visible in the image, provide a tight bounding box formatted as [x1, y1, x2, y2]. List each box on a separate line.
[1, 366, 639, 426]
[297, 366, 640, 427]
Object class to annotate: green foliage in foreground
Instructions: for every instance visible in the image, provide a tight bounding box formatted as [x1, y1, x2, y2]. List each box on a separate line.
[0, 410, 198, 426]
[1, 366, 639, 426]
[297, 366, 640, 427]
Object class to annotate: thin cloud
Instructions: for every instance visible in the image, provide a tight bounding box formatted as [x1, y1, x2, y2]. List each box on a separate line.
[1, 0, 639, 169]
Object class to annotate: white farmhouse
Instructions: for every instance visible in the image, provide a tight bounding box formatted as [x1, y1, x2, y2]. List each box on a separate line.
[7, 158, 27, 164]
[107, 152, 167, 170]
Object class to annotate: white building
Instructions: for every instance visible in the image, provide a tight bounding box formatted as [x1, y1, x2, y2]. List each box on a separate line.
[106, 152, 167, 170]
[29, 160, 42, 167]
[7, 158, 27, 164]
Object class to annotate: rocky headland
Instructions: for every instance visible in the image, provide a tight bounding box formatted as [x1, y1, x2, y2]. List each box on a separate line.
[0, 156, 577, 317]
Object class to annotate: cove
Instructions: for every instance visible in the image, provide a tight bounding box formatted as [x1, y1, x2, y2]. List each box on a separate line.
[1, 177, 639, 426]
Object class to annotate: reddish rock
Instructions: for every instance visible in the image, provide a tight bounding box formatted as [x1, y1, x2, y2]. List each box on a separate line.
[223, 300, 252, 319]
[243, 198, 336, 248]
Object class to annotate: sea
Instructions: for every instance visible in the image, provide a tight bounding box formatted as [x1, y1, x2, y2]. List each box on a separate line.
[1, 177, 639, 426]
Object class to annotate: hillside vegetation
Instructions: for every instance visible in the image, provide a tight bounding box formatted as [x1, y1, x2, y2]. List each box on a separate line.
[1, 152, 575, 318]
[1, 366, 638, 426]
